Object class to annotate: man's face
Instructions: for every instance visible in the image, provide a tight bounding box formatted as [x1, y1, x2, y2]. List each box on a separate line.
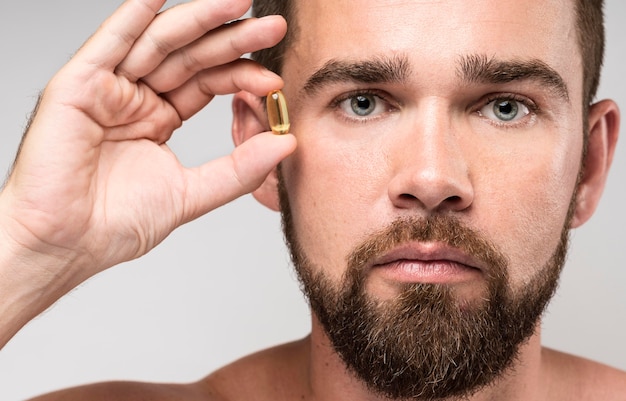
[276, 0, 584, 398]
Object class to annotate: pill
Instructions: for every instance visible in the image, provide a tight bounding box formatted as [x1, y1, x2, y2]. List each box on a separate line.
[266, 90, 290, 135]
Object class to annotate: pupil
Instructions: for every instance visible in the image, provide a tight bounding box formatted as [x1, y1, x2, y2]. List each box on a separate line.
[351, 95, 375, 116]
[494, 100, 518, 121]
[498, 101, 513, 114]
[356, 96, 370, 110]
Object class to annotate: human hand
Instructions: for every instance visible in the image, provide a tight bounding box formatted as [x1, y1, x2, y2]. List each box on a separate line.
[0, 0, 295, 296]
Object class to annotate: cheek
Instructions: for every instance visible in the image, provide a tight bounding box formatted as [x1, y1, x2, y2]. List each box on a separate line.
[477, 133, 582, 284]
[281, 128, 391, 279]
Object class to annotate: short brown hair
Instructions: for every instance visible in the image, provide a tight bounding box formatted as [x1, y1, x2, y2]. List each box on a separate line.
[252, 0, 605, 108]
[251, 1, 297, 76]
[574, 0, 605, 108]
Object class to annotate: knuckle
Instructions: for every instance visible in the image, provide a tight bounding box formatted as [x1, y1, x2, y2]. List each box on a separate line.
[146, 31, 174, 57]
[180, 49, 203, 73]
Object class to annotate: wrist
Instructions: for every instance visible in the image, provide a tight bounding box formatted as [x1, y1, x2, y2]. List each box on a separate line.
[0, 203, 86, 349]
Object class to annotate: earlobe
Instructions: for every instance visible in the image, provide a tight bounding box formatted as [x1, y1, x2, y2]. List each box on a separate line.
[232, 91, 282, 211]
[570, 99, 620, 228]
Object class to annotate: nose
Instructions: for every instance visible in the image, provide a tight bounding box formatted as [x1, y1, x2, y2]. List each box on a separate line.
[387, 105, 474, 213]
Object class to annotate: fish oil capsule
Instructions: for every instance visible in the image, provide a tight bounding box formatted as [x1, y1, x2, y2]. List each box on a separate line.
[266, 90, 290, 135]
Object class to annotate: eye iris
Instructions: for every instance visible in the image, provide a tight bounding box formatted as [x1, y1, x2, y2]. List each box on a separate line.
[351, 95, 375, 116]
[493, 100, 518, 121]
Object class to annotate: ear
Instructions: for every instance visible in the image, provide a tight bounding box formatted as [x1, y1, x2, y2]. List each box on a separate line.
[232, 91, 281, 211]
[570, 99, 620, 228]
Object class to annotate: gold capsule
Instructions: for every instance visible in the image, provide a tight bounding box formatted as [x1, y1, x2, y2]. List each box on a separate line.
[266, 90, 290, 135]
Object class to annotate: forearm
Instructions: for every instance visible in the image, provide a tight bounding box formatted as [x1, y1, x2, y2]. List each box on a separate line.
[0, 261, 46, 349]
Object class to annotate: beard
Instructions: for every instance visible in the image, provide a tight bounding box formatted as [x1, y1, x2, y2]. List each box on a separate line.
[278, 173, 573, 400]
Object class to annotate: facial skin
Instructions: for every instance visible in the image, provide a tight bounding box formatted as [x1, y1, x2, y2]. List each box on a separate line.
[277, 0, 584, 299]
[235, 0, 619, 399]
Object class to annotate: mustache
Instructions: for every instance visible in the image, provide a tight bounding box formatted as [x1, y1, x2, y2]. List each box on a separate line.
[346, 214, 509, 282]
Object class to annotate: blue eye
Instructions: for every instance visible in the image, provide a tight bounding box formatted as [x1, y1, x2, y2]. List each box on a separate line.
[480, 98, 530, 123]
[337, 92, 388, 119]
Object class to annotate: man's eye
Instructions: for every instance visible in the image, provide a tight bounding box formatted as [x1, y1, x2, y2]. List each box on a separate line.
[339, 93, 386, 117]
[479, 98, 530, 123]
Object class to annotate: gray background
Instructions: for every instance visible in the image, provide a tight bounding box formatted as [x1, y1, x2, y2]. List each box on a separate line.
[0, 1, 624, 400]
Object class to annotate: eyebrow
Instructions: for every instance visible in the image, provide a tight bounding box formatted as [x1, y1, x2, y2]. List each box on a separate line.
[301, 53, 570, 102]
[457, 54, 570, 102]
[302, 55, 411, 94]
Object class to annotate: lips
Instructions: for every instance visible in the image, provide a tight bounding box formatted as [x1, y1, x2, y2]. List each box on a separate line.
[369, 242, 483, 283]
[372, 242, 482, 269]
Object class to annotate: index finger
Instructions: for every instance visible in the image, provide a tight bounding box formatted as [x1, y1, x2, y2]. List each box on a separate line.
[74, 0, 166, 69]
[116, 0, 253, 81]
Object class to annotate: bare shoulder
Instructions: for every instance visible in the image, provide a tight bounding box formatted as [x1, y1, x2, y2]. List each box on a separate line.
[26, 380, 215, 401]
[543, 347, 626, 400]
[26, 339, 309, 401]
[200, 337, 310, 401]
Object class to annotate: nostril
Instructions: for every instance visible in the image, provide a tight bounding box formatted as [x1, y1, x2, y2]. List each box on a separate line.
[399, 194, 462, 203]
[399, 193, 418, 202]
[395, 193, 468, 211]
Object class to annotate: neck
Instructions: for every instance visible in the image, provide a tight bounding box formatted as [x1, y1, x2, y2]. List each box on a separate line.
[303, 315, 548, 401]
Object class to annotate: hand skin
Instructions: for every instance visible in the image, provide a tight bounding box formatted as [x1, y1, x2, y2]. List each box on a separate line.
[0, 0, 296, 349]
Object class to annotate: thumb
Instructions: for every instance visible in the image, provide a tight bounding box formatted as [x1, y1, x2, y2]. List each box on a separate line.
[181, 132, 297, 222]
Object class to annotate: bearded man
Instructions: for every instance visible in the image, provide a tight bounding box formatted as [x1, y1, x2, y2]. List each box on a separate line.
[0, 0, 623, 400]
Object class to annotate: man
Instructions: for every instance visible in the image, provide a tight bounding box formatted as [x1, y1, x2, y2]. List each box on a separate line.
[0, 0, 624, 400]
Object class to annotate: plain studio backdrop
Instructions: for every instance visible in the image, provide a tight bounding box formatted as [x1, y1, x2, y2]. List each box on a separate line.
[0, 1, 624, 400]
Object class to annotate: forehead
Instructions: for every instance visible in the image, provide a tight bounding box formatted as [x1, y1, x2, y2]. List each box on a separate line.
[283, 0, 581, 93]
